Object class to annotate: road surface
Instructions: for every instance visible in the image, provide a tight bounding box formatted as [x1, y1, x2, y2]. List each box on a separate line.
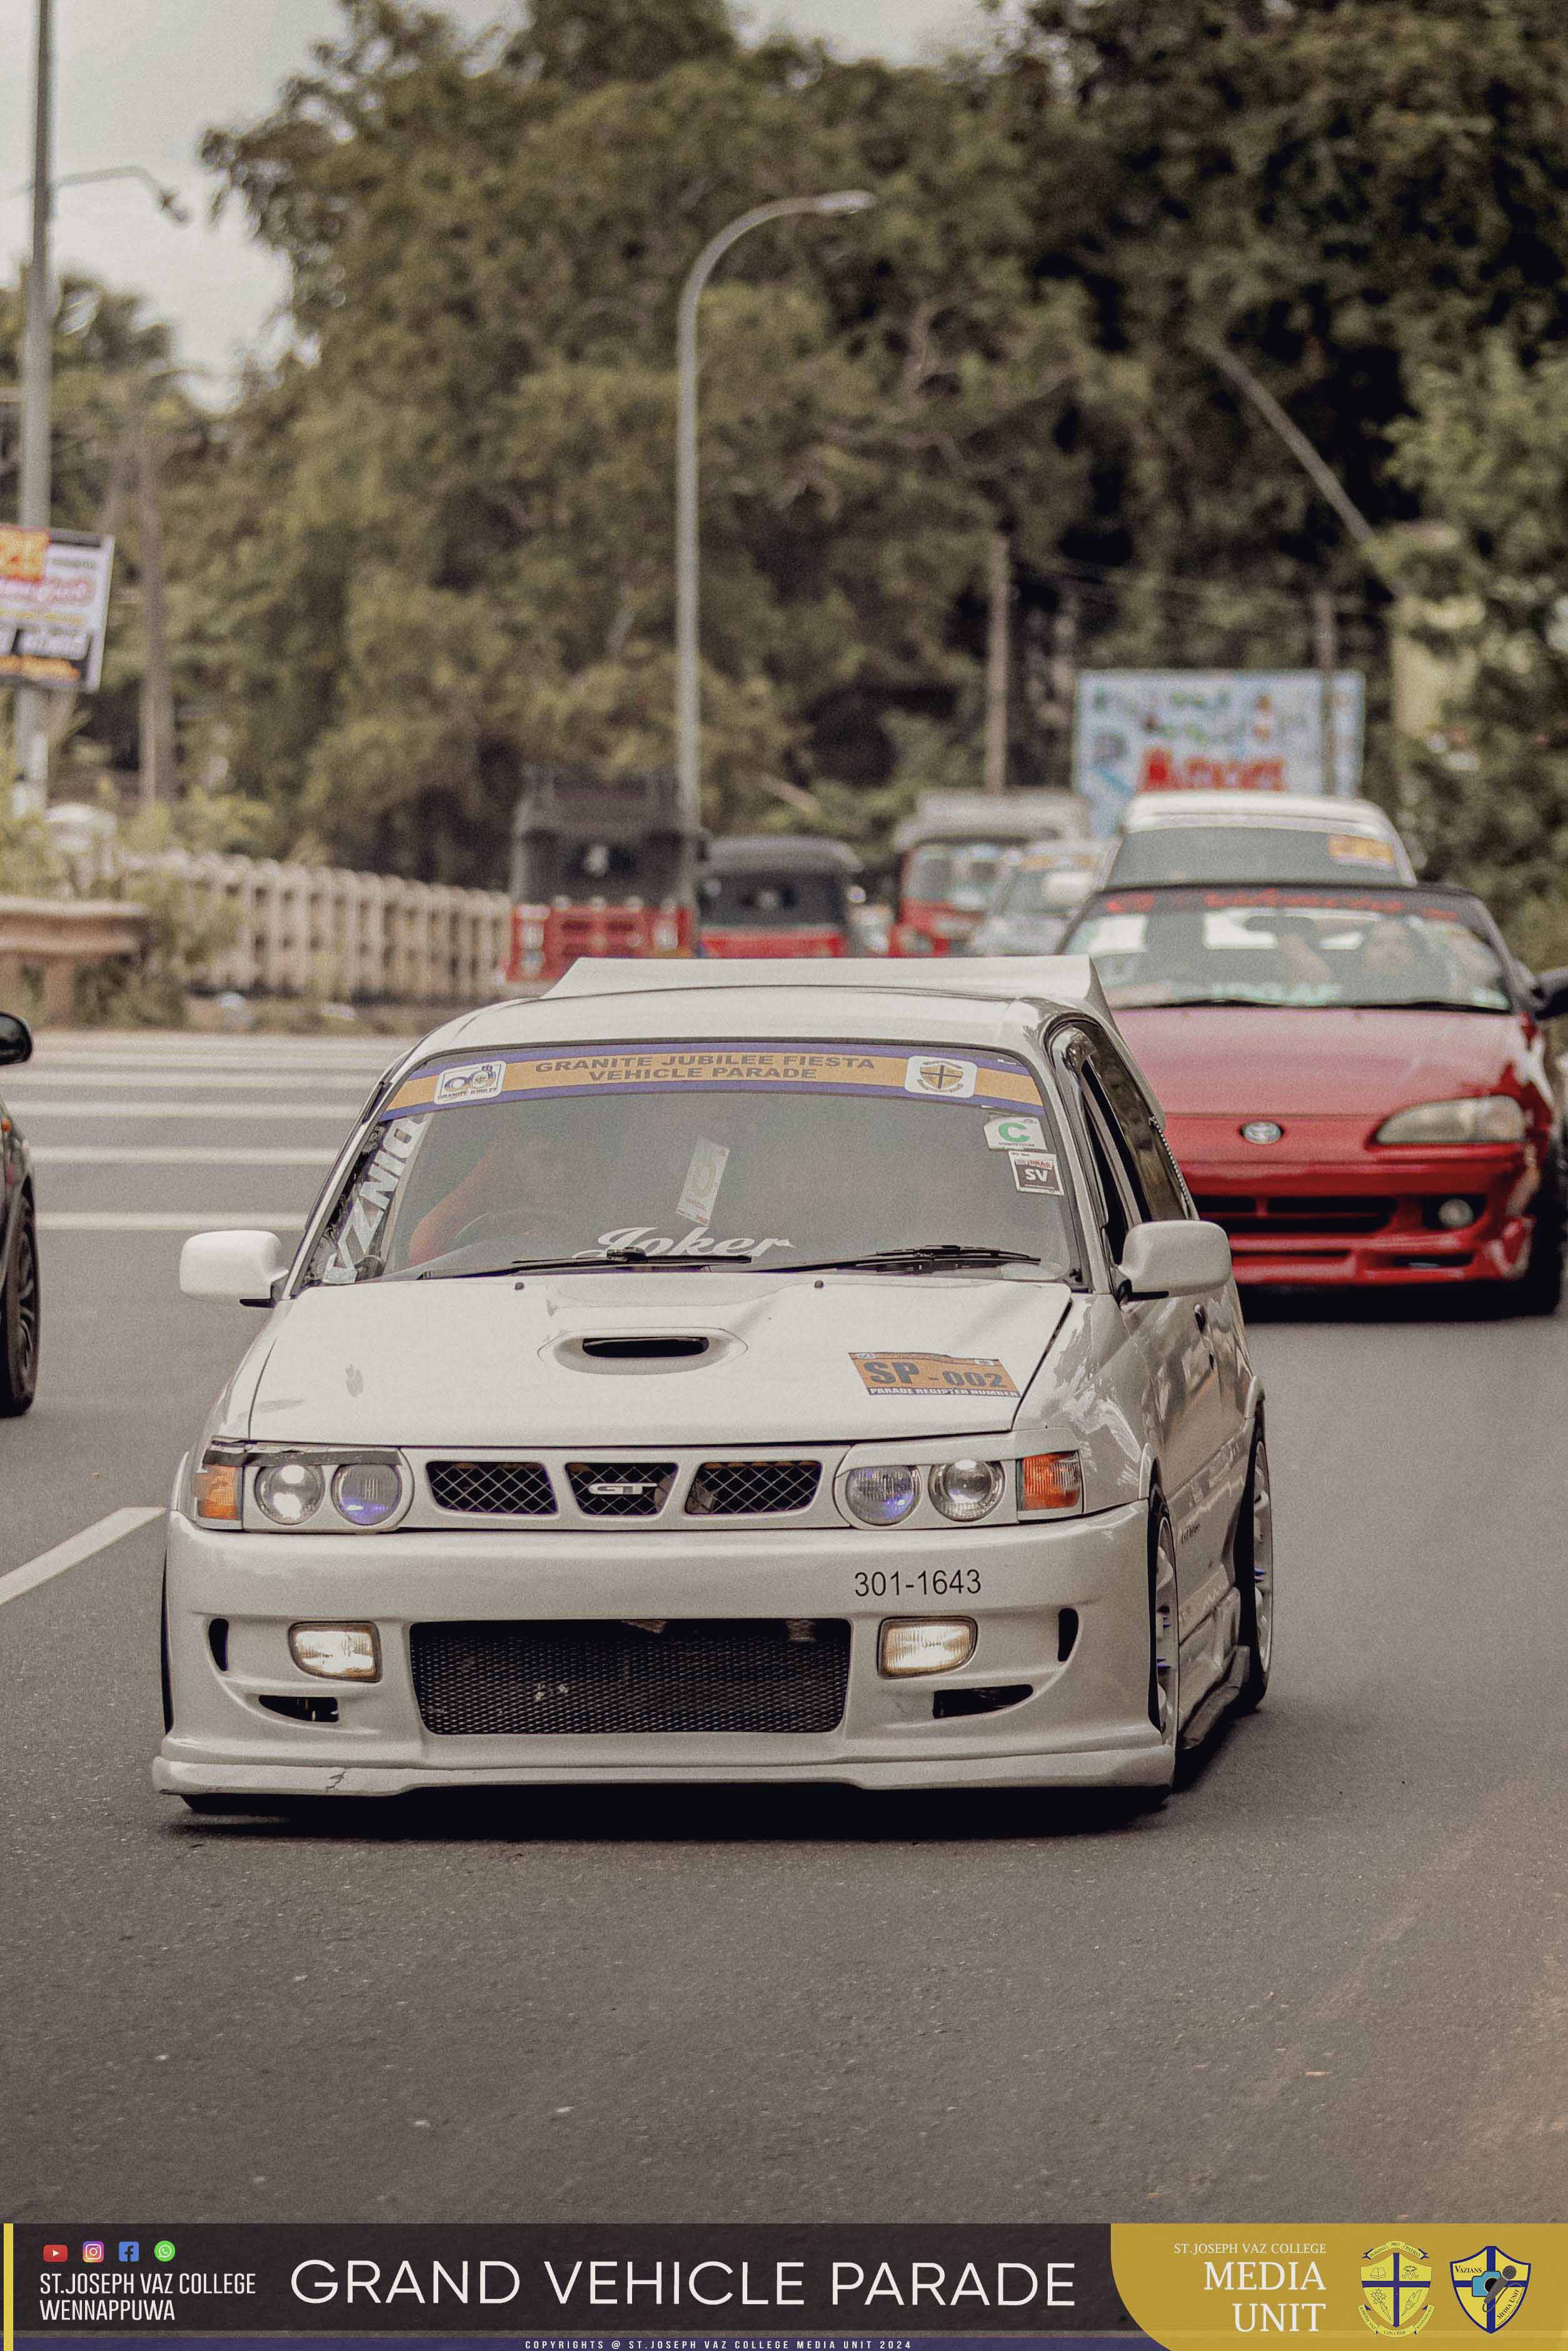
[1, 1030, 1564, 2220]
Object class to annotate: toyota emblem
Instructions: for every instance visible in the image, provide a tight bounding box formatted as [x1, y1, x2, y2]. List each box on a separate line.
[1240, 1119, 1284, 1145]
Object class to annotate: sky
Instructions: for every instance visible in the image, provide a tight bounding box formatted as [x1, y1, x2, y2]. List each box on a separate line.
[0, 0, 991, 402]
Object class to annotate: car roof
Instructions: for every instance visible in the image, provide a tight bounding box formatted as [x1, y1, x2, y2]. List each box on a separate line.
[702, 833, 861, 873]
[1120, 790, 1396, 833]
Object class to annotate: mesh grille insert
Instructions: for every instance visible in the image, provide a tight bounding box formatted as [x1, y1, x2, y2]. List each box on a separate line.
[686, 1459, 822, 1516]
[410, 1618, 851, 1736]
[428, 1460, 556, 1516]
[566, 1461, 676, 1517]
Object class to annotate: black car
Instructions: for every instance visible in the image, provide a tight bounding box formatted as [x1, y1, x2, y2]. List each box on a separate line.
[1, 1010, 39, 1414]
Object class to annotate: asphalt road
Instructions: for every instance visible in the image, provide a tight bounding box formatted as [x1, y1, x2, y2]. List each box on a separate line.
[1, 1028, 1564, 2222]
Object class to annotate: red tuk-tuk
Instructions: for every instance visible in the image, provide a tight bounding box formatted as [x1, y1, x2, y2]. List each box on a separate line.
[889, 790, 1089, 956]
[696, 835, 866, 959]
[501, 765, 703, 987]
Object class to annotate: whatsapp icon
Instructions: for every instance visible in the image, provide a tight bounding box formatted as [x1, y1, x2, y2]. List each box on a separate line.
[153, 2241, 176, 2263]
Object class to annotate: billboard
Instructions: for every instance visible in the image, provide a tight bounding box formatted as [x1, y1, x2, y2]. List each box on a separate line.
[0, 525, 117, 692]
[1072, 668, 1365, 835]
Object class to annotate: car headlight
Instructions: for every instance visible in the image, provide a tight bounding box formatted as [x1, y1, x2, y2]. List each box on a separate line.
[254, 1457, 326, 1526]
[1018, 1451, 1083, 1518]
[929, 1459, 1005, 1523]
[331, 1459, 405, 1527]
[1374, 1095, 1527, 1145]
[845, 1465, 920, 1525]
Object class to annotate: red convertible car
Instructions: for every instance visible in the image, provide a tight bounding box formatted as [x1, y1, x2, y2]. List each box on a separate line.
[1059, 881, 1568, 1307]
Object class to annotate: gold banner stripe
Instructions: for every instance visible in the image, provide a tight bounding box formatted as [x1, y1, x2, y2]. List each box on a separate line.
[386, 1049, 1042, 1118]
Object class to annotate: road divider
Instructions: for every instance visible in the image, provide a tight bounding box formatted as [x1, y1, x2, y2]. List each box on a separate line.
[39, 1211, 308, 1232]
[33, 1146, 337, 1165]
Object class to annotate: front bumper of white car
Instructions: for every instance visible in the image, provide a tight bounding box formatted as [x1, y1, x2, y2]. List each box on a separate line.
[154, 1503, 1168, 1798]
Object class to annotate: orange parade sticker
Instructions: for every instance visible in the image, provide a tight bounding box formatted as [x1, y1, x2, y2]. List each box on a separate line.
[852, 1352, 1019, 1398]
[1328, 833, 1396, 865]
[0, 525, 49, 582]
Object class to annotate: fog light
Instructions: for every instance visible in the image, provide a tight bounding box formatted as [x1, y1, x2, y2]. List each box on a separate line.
[331, 1459, 405, 1527]
[1437, 1196, 1475, 1229]
[879, 1618, 977, 1678]
[845, 1464, 920, 1525]
[1018, 1452, 1083, 1517]
[289, 1623, 381, 1681]
[930, 1458, 1005, 1522]
[255, 1458, 324, 1526]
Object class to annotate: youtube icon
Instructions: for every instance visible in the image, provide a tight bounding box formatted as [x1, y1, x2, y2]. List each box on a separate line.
[42, 2246, 68, 2265]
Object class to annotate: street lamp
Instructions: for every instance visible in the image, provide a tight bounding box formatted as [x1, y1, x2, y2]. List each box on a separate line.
[9, 0, 188, 805]
[675, 189, 875, 832]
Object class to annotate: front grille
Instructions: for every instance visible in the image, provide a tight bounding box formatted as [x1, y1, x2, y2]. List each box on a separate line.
[566, 1460, 676, 1517]
[686, 1459, 821, 1516]
[1195, 1194, 1394, 1238]
[410, 1619, 851, 1736]
[428, 1460, 556, 1516]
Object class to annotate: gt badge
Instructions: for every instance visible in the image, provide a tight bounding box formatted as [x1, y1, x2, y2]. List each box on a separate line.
[904, 1055, 977, 1099]
[1359, 2243, 1433, 2337]
[1450, 2248, 1530, 2332]
[1240, 1119, 1284, 1145]
[433, 1059, 506, 1105]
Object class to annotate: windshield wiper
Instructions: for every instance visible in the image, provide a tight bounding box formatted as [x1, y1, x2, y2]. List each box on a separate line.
[1337, 997, 1497, 1014]
[769, 1243, 1043, 1276]
[416, 1247, 750, 1281]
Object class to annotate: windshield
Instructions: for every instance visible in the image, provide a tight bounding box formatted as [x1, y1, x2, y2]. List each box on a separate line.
[698, 870, 845, 929]
[994, 853, 1101, 917]
[905, 841, 1010, 910]
[1066, 889, 1514, 1012]
[305, 1038, 1080, 1284]
[1107, 822, 1402, 886]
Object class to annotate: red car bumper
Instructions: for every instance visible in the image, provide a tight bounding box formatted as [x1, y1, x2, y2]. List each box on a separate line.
[1164, 1119, 1542, 1289]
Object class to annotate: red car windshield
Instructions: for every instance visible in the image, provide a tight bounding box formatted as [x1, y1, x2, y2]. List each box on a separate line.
[1066, 889, 1513, 1013]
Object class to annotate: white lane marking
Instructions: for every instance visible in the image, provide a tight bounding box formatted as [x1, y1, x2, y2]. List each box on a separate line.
[39, 1211, 307, 1232]
[33, 1145, 336, 1166]
[16, 1067, 378, 1092]
[7, 1100, 359, 1119]
[0, 1504, 167, 1611]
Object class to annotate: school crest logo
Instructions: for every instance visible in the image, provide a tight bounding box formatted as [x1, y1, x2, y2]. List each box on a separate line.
[904, 1056, 977, 1099]
[1359, 2243, 1433, 2336]
[1450, 2248, 1530, 2332]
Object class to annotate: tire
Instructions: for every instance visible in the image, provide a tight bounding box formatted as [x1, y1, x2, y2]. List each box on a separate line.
[1234, 1421, 1274, 1712]
[1509, 1142, 1565, 1316]
[0, 1189, 39, 1416]
[1147, 1496, 1180, 1759]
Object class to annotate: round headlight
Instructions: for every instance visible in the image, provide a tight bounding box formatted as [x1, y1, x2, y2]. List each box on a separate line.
[332, 1459, 405, 1528]
[254, 1458, 325, 1527]
[930, 1458, 1005, 1523]
[845, 1465, 920, 1526]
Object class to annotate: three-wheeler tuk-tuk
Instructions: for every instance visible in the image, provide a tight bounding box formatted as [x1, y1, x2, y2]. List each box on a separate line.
[696, 835, 867, 959]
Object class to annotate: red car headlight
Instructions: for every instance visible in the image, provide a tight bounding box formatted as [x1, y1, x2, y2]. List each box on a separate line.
[1374, 1096, 1527, 1145]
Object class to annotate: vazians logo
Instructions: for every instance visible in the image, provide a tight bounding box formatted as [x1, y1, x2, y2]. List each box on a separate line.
[1450, 2249, 1530, 2333]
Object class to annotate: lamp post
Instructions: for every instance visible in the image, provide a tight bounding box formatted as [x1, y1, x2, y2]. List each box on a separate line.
[675, 189, 875, 833]
[8, 0, 188, 808]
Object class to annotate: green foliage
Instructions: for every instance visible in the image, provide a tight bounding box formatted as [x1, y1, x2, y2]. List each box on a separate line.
[0, 810, 70, 899]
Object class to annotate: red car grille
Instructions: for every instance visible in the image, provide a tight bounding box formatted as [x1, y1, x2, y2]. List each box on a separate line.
[1195, 1194, 1395, 1239]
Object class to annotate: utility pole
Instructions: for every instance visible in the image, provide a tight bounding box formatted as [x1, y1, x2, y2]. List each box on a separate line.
[1052, 580, 1080, 790]
[13, 0, 54, 810]
[136, 411, 174, 807]
[1313, 588, 1338, 797]
[983, 525, 1011, 794]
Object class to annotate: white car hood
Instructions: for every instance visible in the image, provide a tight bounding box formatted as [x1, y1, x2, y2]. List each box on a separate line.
[244, 1270, 1072, 1447]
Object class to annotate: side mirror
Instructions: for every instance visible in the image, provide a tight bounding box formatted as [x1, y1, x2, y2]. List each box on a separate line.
[0, 1012, 33, 1067]
[181, 1229, 288, 1307]
[1117, 1219, 1232, 1300]
[1532, 967, 1568, 1024]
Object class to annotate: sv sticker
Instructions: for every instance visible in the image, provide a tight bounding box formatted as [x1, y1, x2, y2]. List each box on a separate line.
[1008, 1150, 1063, 1196]
[852, 1352, 1020, 1397]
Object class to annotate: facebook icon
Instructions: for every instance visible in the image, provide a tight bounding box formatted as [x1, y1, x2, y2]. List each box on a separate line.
[118, 2242, 139, 2262]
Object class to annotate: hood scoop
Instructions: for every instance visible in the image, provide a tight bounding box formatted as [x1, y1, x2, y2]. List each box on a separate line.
[551, 1331, 740, 1376]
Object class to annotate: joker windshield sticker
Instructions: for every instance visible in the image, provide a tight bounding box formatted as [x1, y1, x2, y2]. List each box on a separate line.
[383, 1041, 1044, 1119]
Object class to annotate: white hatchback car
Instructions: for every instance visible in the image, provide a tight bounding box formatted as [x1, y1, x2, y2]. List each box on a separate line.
[1103, 789, 1416, 887]
[158, 959, 1272, 1811]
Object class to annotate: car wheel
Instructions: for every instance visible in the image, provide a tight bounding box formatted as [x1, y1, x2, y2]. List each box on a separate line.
[1147, 1498, 1180, 1763]
[1234, 1422, 1274, 1712]
[1508, 1142, 1565, 1316]
[0, 1189, 40, 1416]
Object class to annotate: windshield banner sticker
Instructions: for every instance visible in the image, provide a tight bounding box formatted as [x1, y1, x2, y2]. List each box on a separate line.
[852, 1352, 1020, 1397]
[984, 1113, 1047, 1152]
[1009, 1150, 1064, 1196]
[383, 1042, 1044, 1119]
[433, 1058, 506, 1105]
[676, 1137, 731, 1227]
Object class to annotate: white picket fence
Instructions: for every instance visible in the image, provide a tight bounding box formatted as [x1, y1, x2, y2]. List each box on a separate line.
[124, 848, 513, 1004]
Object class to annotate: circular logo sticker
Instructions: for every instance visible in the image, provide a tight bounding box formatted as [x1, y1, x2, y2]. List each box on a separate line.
[153, 2242, 176, 2263]
[1240, 1119, 1284, 1145]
